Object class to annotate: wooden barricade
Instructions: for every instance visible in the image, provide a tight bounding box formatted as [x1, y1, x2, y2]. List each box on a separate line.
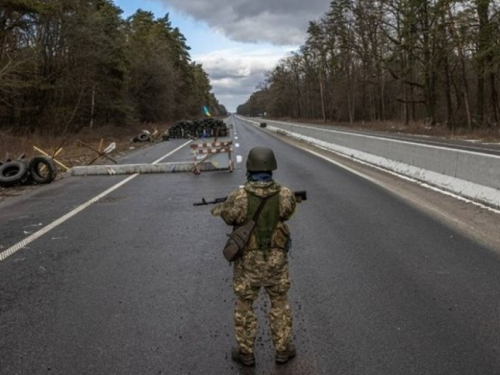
[190, 141, 233, 174]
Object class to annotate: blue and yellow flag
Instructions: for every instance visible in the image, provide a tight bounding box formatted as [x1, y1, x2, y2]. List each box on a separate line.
[203, 106, 211, 117]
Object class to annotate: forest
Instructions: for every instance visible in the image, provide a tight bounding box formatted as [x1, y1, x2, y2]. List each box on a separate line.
[0, 0, 227, 135]
[237, 0, 500, 130]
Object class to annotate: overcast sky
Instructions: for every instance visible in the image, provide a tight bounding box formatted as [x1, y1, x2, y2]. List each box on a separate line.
[115, 0, 329, 112]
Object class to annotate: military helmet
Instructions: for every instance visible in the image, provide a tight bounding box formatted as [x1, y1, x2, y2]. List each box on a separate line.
[246, 147, 277, 171]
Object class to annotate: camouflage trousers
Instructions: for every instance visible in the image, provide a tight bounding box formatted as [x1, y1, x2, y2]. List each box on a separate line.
[233, 248, 292, 354]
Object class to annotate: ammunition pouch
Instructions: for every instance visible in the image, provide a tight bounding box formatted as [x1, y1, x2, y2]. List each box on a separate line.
[271, 223, 292, 251]
[223, 220, 256, 262]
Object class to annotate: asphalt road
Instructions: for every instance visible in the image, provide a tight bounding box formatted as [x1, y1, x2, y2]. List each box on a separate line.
[1, 116, 500, 375]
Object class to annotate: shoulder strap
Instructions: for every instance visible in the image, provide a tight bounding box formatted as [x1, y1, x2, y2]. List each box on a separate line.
[251, 196, 269, 222]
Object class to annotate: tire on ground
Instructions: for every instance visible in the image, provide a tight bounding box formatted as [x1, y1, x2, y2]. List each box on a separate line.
[28, 156, 58, 184]
[0, 160, 29, 187]
[137, 133, 150, 142]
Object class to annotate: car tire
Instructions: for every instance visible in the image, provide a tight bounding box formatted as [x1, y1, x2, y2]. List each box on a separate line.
[0, 160, 29, 187]
[28, 156, 58, 184]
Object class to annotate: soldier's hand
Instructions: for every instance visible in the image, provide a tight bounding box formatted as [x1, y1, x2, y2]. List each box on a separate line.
[211, 203, 223, 217]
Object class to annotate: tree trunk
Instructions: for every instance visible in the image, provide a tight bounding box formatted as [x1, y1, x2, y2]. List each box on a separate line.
[447, 7, 473, 129]
[319, 70, 326, 122]
[476, 0, 490, 127]
[490, 71, 499, 126]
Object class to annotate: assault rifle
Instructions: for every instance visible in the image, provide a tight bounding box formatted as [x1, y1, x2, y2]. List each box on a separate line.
[193, 190, 307, 206]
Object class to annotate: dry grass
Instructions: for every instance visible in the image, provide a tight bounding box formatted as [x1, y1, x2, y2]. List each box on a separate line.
[0, 123, 169, 167]
[0, 123, 171, 201]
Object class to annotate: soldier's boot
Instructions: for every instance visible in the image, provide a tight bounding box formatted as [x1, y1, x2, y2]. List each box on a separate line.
[231, 348, 255, 367]
[275, 344, 296, 364]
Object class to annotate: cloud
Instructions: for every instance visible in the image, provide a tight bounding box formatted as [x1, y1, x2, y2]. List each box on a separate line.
[194, 47, 294, 112]
[148, 1, 330, 110]
[156, 0, 329, 45]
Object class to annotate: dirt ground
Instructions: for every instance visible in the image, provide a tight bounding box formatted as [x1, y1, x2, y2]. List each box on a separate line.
[0, 123, 167, 165]
[0, 124, 168, 202]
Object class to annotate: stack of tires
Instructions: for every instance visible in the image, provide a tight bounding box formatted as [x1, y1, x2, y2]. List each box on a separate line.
[0, 156, 58, 188]
[168, 118, 228, 139]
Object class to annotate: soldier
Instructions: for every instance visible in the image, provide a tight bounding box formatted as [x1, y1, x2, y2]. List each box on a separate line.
[211, 146, 297, 367]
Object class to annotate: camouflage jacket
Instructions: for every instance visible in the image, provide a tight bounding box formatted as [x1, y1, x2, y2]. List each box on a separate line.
[212, 180, 296, 282]
[211, 180, 296, 251]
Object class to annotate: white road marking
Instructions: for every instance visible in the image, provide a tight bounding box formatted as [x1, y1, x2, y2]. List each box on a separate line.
[240, 115, 500, 212]
[301, 146, 500, 215]
[23, 223, 42, 228]
[258, 118, 500, 159]
[239, 115, 500, 157]
[235, 143, 240, 147]
[236, 155, 243, 163]
[235, 136, 238, 140]
[0, 141, 192, 262]
[152, 141, 191, 164]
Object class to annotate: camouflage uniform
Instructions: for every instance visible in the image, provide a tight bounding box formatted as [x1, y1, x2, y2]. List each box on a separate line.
[212, 180, 296, 355]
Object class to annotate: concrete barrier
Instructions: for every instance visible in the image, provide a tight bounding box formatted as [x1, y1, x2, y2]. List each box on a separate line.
[71, 161, 224, 176]
[238, 116, 500, 209]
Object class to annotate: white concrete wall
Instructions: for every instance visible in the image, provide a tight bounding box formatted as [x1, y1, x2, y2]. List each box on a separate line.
[240, 117, 500, 209]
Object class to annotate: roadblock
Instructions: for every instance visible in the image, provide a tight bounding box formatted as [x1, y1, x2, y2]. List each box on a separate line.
[70, 136, 235, 176]
[190, 140, 234, 174]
